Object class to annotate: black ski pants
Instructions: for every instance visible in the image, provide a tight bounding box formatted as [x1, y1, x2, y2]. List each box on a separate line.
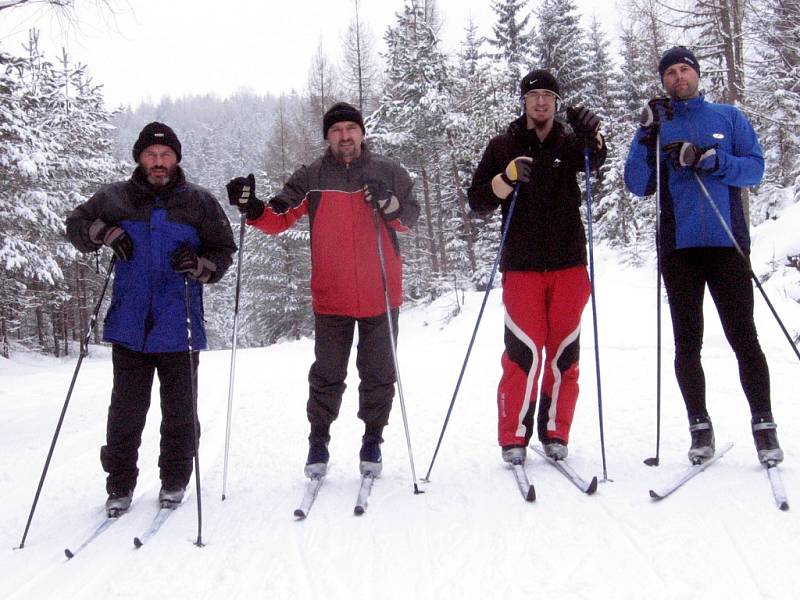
[307, 310, 398, 441]
[101, 344, 199, 494]
[661, 247, 771, 420]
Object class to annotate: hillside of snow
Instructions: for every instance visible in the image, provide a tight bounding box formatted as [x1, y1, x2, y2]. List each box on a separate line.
[1, 245, 799, 600]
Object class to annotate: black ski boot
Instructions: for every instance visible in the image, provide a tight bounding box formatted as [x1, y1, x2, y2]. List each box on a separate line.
[305, 438, 329, 478]
[158, 487, 186, 508]
[359, 434, 382, 476]
[105, 489, 133, 517]
[688, 415, 715, 464]
[752, 414, 784, 466]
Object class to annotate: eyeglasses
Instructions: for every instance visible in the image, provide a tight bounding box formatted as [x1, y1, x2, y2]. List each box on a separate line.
[524, 90, 557, 101]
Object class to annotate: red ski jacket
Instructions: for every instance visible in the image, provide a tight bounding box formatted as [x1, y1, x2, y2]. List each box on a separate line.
[249, 146, 419, 318]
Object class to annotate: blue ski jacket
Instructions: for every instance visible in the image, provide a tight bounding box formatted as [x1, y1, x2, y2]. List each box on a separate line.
[624, 94, 764, 254]
[66, 167, 236, 353]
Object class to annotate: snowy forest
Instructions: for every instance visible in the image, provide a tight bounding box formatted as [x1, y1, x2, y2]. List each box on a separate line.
[1, 0, 799, 357]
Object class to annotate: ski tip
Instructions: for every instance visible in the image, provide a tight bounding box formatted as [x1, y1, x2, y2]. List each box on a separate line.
[354, 505, 365, 516]
[525, 485, 536, 502]
[585, 477, 598, 495]
[648, 489, 663, 500]
[293, 509, 307, 520]
[133, 537, 143, 548]
[64, 549, 74, 560]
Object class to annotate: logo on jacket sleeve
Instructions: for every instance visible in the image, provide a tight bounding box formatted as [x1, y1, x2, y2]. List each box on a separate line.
[712, 133, 725, 139]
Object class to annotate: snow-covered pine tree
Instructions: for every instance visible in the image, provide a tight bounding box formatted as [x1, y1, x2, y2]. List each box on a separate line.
[488, 0, 534, 105]
[0, 34, 123, 356]
[747, 0, 800, 223]
[593, 20, 656, 262]
[370, 0, 455, 301]
[533, 0, 591, 107]
[341, 0, 382, 115]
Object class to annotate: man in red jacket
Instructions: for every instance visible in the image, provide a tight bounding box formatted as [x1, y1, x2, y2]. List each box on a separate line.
[228, 102, 419, 477]
[468, 70, 606, 464]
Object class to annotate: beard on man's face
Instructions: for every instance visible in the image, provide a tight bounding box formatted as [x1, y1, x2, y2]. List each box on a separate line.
[144, 164, 176, 187]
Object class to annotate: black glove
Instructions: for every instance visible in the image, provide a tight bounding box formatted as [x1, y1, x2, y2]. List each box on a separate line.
[566, 106, 601, 137]
[364, 178, 401, 220]
[226, 173, 265, 220]
[88, 219, 133, 261]
[501, 156, 533, 187]
[662, 141, 718, 172]
[638, 98, 673, 147]
[171, 245, 216, 282]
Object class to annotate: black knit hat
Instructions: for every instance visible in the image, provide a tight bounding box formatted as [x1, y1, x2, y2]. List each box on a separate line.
[132, 122, 182, 163]
[520, 69, 561, 98]
[658, 46, 700, 81]
[322, 102, 365, 139]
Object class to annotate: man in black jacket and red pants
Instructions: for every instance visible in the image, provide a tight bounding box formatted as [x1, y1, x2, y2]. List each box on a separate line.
[468, 70, 606, 464]
[227, 102, 419, 478]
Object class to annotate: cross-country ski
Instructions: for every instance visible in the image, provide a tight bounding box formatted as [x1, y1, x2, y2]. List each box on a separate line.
[648, 443, 734, 501]
[508, 461, 536, 502]
[64, 516, 119, 560]
[294, 475, 325, 520]
[354, 473, 377, 516]
[530, 445, 598, 495]
[133, 499, 184, 549]
[765, 464, 790, 511]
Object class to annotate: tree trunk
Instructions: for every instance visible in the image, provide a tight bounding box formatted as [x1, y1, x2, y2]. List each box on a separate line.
[434, 166, 449, 274]
[418, 157, 440, 274]
[445, 133, 477, 273]
[35, 304, 47, 352]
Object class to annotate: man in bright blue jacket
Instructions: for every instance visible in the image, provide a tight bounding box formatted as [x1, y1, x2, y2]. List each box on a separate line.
[624, 47, 783, 467]
[67, 122, 236, 515]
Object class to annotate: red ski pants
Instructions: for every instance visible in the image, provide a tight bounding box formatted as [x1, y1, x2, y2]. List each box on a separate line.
[497, 267, 590, 447]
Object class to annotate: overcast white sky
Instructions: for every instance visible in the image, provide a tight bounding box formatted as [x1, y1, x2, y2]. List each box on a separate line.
[0, 0, 620, 108]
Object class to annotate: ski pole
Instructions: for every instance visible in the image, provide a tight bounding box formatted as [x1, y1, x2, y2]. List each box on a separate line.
[183, 275, 204, 547]
[583, 145, 609, 482]
[645, 132, 663, 467]
[693, 172, 800, 363]
[371, 208, 423, 494]
[15, 255, 116, 550]
[221, 215, 246, 501]
[423, 183, 521, 482]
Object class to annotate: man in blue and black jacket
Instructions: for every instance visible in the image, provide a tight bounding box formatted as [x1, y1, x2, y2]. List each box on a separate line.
[625, 47, 783, 467]
[67, 122, 236, 515]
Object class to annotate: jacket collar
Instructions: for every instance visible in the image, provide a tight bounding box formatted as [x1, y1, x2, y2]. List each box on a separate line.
[129, 165, 186, 200]
[323, 143, 371, 168]
[672, 93, 706, 115]
[508, 115, 564, 147]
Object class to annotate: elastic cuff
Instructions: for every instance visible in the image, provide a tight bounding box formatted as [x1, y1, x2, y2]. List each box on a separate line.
[245, 199, 265, 221]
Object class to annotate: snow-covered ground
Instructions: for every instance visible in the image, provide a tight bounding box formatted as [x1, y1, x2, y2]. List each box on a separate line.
[1, 246, 799, 600]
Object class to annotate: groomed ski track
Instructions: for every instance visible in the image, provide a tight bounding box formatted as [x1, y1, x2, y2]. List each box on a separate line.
[1, 255, 798, 599]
